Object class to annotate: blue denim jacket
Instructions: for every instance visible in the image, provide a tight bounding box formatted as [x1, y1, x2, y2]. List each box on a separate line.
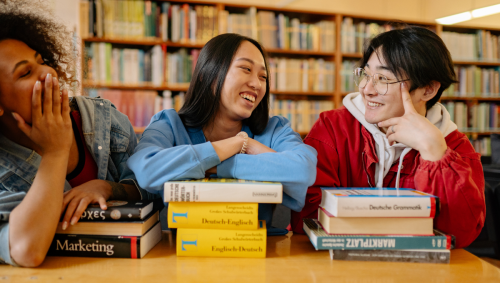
[0, 96, 155, 266]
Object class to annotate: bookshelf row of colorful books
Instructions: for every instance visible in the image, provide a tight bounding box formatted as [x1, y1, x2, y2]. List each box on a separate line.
[80, 0, 219, 42]
[86, 89, 186, 127]
[341, 17, 393, 54]
[442, 66, 500, 97]
[84, 43, 199, 85]
[442, 101, 500, 132]
[304, 188, 452, 263]
[441, 30, 500, 62]
[269, 95, 334, 133]
[226, 9, 336, 51]
[268, 58, 335, 92]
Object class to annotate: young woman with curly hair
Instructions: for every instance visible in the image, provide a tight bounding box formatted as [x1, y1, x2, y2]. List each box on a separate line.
[0, 1, 156, 267]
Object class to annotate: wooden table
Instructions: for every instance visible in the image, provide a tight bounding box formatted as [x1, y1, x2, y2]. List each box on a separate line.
[1, 232, 500, 282]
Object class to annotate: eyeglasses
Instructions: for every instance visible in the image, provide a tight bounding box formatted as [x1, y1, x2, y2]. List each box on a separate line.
[353, 67, 410, 96]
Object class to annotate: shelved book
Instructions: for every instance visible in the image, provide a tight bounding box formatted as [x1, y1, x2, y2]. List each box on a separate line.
[318, 207, 434, 235]
[176, 220, 267, 258]
[48, 222, 162, 259]
[72, 198, 163, 222]
[329, 249, 450, 264]
[167, 202, 258, 230]
[320, 188, 439, 217]
[164, 178, 282, 203]
[56, 211, 159, 236]
[303, 218, 454, 250]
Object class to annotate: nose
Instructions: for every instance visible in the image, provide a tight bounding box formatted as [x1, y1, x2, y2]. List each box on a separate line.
[248, 74, 262, 92]
[361, 76, 377, 96]
[37, 65, 58, 82]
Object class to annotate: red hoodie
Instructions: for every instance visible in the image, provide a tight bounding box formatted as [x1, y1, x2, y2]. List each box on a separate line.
[291, 106, 486, 249]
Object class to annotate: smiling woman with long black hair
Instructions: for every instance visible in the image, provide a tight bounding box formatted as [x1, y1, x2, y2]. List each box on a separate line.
[128, 33, 317, 229]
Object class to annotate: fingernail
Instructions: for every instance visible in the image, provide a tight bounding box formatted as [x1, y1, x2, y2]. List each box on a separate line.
[35, 81, 41, 90]
[46, 73, 52, 81]
[11, 112, 18, 121]
[53, 77, 57, 84]
[70, 217, 77, 225]
[62, 221, 68, 230]
[102, 205, 107, 210]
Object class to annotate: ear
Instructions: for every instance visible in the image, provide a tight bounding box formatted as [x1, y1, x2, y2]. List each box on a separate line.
[420, 81, 441, 102]
[0, 108, 4, 117]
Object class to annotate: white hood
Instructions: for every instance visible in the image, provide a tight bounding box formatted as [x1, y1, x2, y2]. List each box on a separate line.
[343, 92, 457, 188]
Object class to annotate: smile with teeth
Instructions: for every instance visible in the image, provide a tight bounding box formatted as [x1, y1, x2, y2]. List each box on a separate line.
[367, 101, 383, 107]
[240, 93, 256, 103]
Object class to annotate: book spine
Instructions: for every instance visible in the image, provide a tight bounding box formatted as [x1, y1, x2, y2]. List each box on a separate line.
[77, 207, 142, 222]
[48, 234, 140, 258]
[329, 249, 450, 264]
[168, 202, 259, 230]
[303, 219, 452, 250]
[326, 195, 437, 217]
[163, 182, 282, 203]
[176, 221, 267, 258]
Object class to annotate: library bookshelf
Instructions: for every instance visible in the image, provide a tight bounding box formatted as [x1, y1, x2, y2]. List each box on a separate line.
[80, 0, 500, 155]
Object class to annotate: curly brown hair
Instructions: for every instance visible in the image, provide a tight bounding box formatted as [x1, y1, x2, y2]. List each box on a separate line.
[0, 0, 80, 91]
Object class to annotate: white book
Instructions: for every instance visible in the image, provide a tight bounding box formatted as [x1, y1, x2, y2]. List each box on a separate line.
[171, 5, 180, 42]
[164, 178, 283, 203]
[320, 188, 439, 218]
[151, 45, 162, 86]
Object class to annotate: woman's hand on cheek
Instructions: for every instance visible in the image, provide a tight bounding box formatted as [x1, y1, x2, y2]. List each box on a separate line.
[377, 82, 447, 161]
[12, 75, 72, 156]
[245, 138, 276, 155]
[60, 179, 112, 230]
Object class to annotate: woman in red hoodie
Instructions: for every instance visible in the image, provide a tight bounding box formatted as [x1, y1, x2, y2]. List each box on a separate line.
[291, 25, 485, 249]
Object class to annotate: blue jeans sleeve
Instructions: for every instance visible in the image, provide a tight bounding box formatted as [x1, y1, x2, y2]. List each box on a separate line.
[127, 125, 220, 194]
[0, 223, 18, 266]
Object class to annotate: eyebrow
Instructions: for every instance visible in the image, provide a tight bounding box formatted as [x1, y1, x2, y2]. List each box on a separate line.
[365, 63, 391, 72]
[12, 52, 39, 74]
[236, 57, 266, 71]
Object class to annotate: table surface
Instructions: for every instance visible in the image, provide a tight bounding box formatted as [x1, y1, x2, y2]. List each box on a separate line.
[1, 232, 500, 283]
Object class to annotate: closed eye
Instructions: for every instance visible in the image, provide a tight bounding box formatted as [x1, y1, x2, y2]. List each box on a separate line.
[20, 69, 31, 78]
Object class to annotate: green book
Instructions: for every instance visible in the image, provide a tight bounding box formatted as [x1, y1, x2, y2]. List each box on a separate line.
[303, 218, 455, 251]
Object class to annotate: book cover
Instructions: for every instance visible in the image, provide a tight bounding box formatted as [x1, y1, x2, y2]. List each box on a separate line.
[320, 187, 439, 218]
[168, 202, 258, 230]
[303, 218, 454, 250]
[329, 249, 450, 264]
[69, 198, 162, 222]
[56, 211, 159, 236]
[318, 207, 434, 236]
[176, 220, 267, 258]
[49, 222, 162, 258]
[164, 178, 282, 203]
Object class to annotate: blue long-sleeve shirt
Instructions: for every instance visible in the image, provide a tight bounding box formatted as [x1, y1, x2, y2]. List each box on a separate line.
[127, 109, 317, 225]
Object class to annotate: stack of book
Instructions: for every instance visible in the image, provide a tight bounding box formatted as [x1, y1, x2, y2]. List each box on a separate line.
[48, 198, 163, 258]
[164, 178, 283, 258]
[304, 188, 454, 263]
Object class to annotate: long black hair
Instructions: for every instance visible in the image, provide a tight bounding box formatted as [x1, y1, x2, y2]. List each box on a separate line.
[178, 33, 270, 134]
[362, 25, 457, 110]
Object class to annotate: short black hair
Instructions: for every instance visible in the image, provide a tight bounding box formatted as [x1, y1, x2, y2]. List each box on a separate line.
[178, 33, 270, 134]
[361, 25, 457, 110]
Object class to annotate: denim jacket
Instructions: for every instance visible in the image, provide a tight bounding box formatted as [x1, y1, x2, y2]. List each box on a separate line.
[0, 96, 156, 266]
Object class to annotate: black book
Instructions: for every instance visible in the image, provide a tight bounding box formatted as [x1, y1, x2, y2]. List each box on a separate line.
[70, 198, 163, 222]
[48, 222, 162, 258]
[329, 249, 450, 264]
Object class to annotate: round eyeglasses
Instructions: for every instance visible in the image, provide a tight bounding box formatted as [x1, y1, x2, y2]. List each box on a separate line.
[353, 67, 409, 96]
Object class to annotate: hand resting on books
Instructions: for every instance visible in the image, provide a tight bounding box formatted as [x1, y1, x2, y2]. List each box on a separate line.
[60, 180, 141, 230]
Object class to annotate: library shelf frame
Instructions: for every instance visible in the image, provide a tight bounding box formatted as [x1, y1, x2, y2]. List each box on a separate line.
[80, 0, 500, 139]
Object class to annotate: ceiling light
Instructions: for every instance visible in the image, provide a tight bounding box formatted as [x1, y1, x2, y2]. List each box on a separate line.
[472, 4, 500, 18]
[436, 12, 472, 25]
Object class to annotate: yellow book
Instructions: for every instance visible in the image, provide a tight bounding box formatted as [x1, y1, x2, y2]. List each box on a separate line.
[176, 221, 267, 258]
[168, 202, 259, 230]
